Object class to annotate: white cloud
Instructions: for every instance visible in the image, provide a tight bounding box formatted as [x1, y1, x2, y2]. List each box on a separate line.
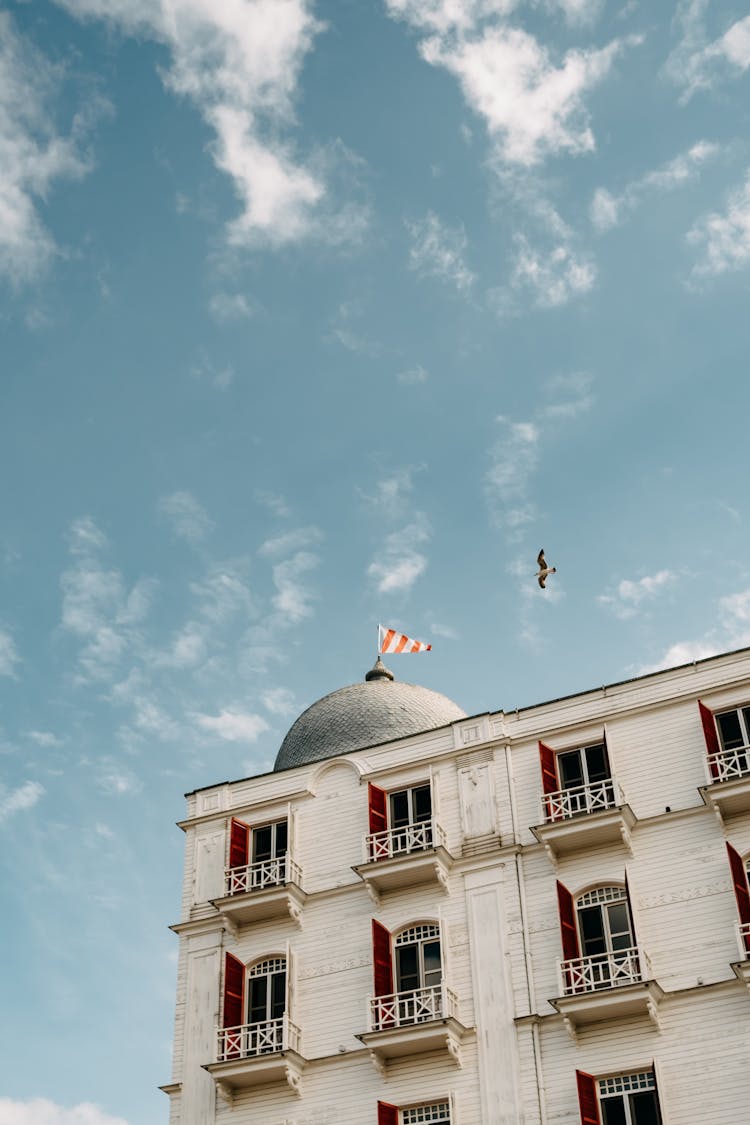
[158, 491, 214, 543]
[641, 587, 750, 673]
[386, 0, 518, 35]
[665, 4, 750, 102]
[0, 781, 44, 823]
[0, 628, 20, 677]
[687, 169, 750, 280]
[327, 300, 379, 355]
[272, 551, 319, 623]
[55, 0, 359, 248]
[25, 730, 65, 748]
[406, 212, 475, 292]
[397, 364, 429, 385]
[257, 526, 323, 557]
[261, 686, 296, 716]
[195, 708, 269, 742]
[367, 513, 431, 595]
[190, 562, 256, 623]
[190, 353, 235, 391]
[0, 1099, 128, 1125]
[96, 767, 141, 796]
[255, 490, 291, 517]
[208, 291, 256, 321]
[510, 234, 596, 307]
[0, 12, 102, 284]
[358, 467, 422, 519]
[485, 416, 539, 531]
[542, 371, 594, 419]
[591, 141, 720, 232]
[598, 569, 677, 620]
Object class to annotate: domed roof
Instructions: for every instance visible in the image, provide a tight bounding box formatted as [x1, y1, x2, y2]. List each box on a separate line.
[273, 659, 466, 771]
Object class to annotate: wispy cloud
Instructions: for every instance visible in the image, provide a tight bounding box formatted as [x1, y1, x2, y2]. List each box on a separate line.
[25, 730, 65, 748]
[687, 169, 750, 280]
[0, 781, 44, 823]
[255, 490, 291, 518]
[665, 3, 750, 103]
[641, 587, 750, 672]
[261, 686, 296, 716]
[0, 1098, 128, 1125]
[485, 417, 540, 533]
[591, 141, 720, 232]
[158, 491, 214, 543]
[272, 551, 319, 624]
[0, 12, 105, 285]
[208, 291, 256, 321]
[0, 628, 20, 678]
[258, 527, 323, 558]
[367, 513, 431, 594]
[195, 709, 270, 742]
[509, 234, 596, 308]
[358, 466, 423, 520]
[541, 371, 594, 419]
[598, 569, 678, 620]
[327, 299, 380, 355]
[406, 212, 475, 292]
[397, 365, 429, 385]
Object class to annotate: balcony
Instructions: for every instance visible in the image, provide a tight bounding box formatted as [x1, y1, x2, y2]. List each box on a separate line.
[210, 855, 306, 930]
[550, 947, 663, 1039]
[204, 1016, 306, 1101]
[731, 923, 750, 990]
[353, 820, 453, 902]
[701, 746, 750, 820]
[531, 779, 636, 862]
[356, 984, 469, 1073]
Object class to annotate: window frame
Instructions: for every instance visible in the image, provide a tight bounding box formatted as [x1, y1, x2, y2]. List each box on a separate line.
[597, 1069, 662, 1125]
[557, 741, 611, 791]
[246, 956, 287, 1026]
[388, 782, 432, 829]
[251, 818, 288, 864]
[394, 922, 442, 993]
[714, 703, 750, 753]
[400, 1101, 452, 1124]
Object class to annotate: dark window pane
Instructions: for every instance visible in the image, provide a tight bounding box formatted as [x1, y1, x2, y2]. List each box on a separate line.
[253, 826, 273, 862]
[274, 821, 288, 856]
[390, 790, 410, 827]
[601, 1098, 627, 1125]
[717, 710, 744, 751]
[270, 972, 286, 1019]
[607, 903, 633, 948]
[585, 743, 610, 782]
[396, 945, 419, 991]
[559, 751, 584, 789]
[579, 906, 606, 955]
[249, 977, 267, 1023]
[413, 785, 432, 822]
[631, 1091, 660, 1125]
[423, 940, 442, 985]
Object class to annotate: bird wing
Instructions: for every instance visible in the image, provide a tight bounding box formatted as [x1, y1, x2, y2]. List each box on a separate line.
[538, 575, 546, 589]
[537, 549, 546, 568]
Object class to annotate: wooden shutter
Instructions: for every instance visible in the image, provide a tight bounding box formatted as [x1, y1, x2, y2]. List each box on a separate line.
[369, 783, 388, 835]
[377, 1103, 398, 1125]
[223, 952, 245, 1028]
[624, 870, 638, 945]
[372, 919, 393, 996]
[727, 842, 750, 953]
[651, 1061, 666, 1124]
[557, 881, 580, 961]
[576, 1070, 601, 1125]
[228, 818, 249, 869]
[698, 701, 720, 779]
[285, 939, 295, 1022]
[539, 741, 558, 794]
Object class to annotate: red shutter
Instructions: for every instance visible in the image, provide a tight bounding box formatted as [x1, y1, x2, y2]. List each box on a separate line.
[727, 842, 750, 953]
[222, 951, 245, 1063]
[372, 919, 393, 996]
[378, 1103, 398, 1125]
[539, 741, 558, 794]
[699, 701, 720, 779]
[557, 881, 580, 962]
[368, 784, 388, 835]
[229, 819, 249, 869]
[576, 1070, 601, 1125]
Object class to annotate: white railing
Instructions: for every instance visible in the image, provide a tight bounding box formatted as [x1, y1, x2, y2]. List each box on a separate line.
[216, 1015, 300, 1061]
[224, 853, 301, 897]
[366, 819, 445, 862]
[737, 922, 750, 959]
[542, 778, 618, 823]
[368, 984, 457, 1031]
[707, 746, 750, 783]
[559, 947, 646, 995]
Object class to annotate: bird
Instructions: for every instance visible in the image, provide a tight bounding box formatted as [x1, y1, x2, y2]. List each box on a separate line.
[536, 548, 556, 589]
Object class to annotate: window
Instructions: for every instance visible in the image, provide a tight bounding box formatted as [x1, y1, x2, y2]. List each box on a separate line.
[727, 842, 750, 954]
[395, 923, 442, 995]
[402, 1103, 451, 1124]
[539, 740, 615, 821]
[557, 743, 611, 791]
[252, 819, 287, 864]
[370, 921, 445, 1029]
[559, 883, 640, 993]
[246, 957, 286, 1054]
[715, 704, 750, 755]
[577, 886, 633, 960]
[390, 784, 432, 829]
[598, 1072, 662, 1125]
[227, 818, 288, 894]
[367, 783, 434, 860]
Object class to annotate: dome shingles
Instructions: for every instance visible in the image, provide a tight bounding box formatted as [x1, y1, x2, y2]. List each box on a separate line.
[273, 663, 466, 771]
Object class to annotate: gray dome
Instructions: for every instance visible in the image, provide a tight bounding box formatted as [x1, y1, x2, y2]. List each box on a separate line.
[273, 660, 466, 771]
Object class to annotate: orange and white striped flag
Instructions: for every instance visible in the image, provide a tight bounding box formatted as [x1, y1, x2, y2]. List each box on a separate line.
[379, 624, 432, 654]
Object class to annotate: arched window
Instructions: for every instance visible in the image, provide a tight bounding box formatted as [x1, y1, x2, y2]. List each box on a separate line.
[246, 957, 286, 1054]
[558, 882, 640, 994]
[577, 886, 633, 960]
[394, 923, 442, 994]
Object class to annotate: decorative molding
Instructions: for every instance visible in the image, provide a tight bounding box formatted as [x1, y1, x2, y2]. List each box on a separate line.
[298, 955, 370, 981]
[639, 880, 731, 908]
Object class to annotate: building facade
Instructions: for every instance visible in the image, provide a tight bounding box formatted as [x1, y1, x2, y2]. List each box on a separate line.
[163, 648, 750, 1124]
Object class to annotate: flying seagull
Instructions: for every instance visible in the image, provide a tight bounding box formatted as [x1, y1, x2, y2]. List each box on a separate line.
[536, 549, 556, 589]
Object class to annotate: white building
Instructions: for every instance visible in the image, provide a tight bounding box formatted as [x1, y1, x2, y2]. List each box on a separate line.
[163, 647, 750, 1125]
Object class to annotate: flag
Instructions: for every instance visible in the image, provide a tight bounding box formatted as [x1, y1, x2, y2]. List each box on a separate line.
[379, 625, 432, 654]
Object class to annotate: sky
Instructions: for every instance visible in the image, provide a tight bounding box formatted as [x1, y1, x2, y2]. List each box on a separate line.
[1, 0, 750, 1121]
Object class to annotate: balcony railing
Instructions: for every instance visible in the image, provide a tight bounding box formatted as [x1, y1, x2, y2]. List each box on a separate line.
[707, 746, 750, 783]
[216, 1015, 300, 1062]
[559, 946, 646, 996]
[225, 854, 301, 897]
[543, 778, 618, 823]
[369, 983, 457, 1032]
[737, 922, 750, 959]
[366, 819, 446, 863]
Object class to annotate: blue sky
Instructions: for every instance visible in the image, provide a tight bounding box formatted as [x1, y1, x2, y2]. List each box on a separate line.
[2, 0, 750, 1121]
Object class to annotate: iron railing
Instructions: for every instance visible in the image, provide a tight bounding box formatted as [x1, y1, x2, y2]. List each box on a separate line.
[224, 853, 301, 897]
[369, 983, 457, 1031]
[542, 778, 618, 823]
[216, 1015, 300, 1061]
[559, 946, 646, 995]
[366, 819, 445, 863]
